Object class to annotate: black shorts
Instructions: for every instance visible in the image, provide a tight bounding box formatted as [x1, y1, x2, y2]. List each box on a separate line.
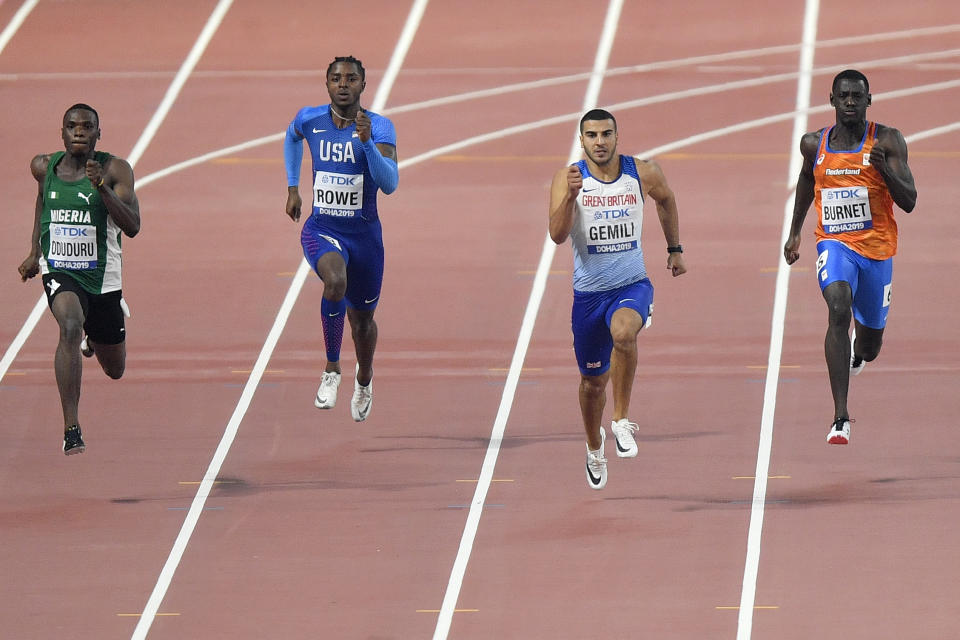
[42, 272, 125, 345]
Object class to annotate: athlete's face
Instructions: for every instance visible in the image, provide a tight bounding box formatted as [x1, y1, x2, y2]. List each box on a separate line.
[830, 78, 871, 127]
[326, 62, 365, 109]
[61, 109, 100, 156]
[580, 119, 617, 166]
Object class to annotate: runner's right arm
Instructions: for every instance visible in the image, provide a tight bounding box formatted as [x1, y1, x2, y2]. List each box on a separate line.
[784, 132, 819, 265]
[284, 115, 305, 222]
[548, 165, 582, 244]
[19, 155, 49, 281]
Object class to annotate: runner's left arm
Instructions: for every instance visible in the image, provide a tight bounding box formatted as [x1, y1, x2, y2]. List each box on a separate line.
[88, 157, 141, 238]
[356, 109, 398, 194]
[871, 126, 917, 213]
[638, 158, 686, 277]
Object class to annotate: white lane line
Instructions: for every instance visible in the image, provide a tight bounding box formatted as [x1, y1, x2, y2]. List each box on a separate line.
[0, 0, 38, 56]
[737, 1, 819, 638]
[128, 2, 428, 638]
[430, 2, 623, 638]
[127, 0, 233, 167]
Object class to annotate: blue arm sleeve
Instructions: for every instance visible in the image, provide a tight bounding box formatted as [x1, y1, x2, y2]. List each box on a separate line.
[284, 121, 304, 187]
[362, 137, 399, 194]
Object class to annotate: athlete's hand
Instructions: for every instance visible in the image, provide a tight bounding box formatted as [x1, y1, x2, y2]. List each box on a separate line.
[285, 187, 302, 222]
[667, 252, 686, 277]
[566, 165, 582, 197]
[18, 253, 39, 281]
[783, 234, 801, 265]
[869, 143, 889, 177]
[355, 108, 371, 143]
[85, 159, 104, 188]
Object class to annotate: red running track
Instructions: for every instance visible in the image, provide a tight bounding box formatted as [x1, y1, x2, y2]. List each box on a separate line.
[1, 1, 959, 638]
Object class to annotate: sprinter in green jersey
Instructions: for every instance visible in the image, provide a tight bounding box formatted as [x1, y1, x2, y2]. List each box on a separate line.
[18, 104, 141, 455]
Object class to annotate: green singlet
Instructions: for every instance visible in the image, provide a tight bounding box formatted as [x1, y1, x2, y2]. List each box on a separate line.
[39, 150, 123, 294]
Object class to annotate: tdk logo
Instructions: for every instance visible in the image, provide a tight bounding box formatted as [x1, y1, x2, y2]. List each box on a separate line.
[827, 188, 865, 200]
[320, 174, 358, 186]
[54, 227, 89, 237]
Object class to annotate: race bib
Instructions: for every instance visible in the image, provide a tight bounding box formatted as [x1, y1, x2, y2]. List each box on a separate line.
[820, 186, 873, 234]
[48, 223, 97, 269]
[313, 170, 363, 217]
[581, 188, 641, 254]
[586, 218, 639, 254]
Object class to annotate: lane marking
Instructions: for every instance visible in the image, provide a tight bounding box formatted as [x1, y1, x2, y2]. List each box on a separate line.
[431, 2, 623, 639]
[418, 609, 478, 613]
[177, 480, 239, 485]
[231, 369, 284, 374]
[0, 0, 38, 56]
[761, 265, 810, 272]
[118, 613, 180, 617]
[719, 606, 779, 610]
[732, 476, 791, 480]
[746, 364, 801, 369]
[737, 2, 818, 638]
[3, 23, 957, 86]
[129, 3, 427, 638]
[127, 0, 234, 167]
[456, 478, 514, 483]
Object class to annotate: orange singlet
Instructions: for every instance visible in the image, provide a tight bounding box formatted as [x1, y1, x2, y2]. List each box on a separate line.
[813, 121, 897, 259]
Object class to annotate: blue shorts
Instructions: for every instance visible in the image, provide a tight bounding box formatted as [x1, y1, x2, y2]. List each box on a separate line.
[816, 240, 893, 329]
[301, 215, 384, 311]
[571, 279, 654, 376]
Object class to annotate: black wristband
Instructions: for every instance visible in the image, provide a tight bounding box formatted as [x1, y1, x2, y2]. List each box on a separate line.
[667, 244, 683, 254]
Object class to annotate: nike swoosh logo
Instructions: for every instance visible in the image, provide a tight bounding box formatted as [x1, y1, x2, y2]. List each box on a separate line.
[618, 298, 636, 304]
[586, 464, 602, 484]
[313, 128, 326, 133]
[364, 296, 379, 304]
[616, 440, 629, 453]
[583, 188, 596, 192]
[327, 312, 341, 317]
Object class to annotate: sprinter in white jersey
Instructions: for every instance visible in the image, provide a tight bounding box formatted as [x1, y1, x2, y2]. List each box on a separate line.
[549, 109, 686, 490]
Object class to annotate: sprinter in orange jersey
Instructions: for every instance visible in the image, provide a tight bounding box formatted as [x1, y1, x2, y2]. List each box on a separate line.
[784, 69, 917, 445]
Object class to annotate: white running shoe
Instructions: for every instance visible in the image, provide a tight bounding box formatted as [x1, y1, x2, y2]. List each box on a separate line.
[850, 328, 865, 376]
[351, 364, 373, 422]
[314, 371, 341, 409]
[80, 335, 94, 358]
[585, 428, 608, 490]
[611, 418, 639, 458]
[826, 418, 851, 445]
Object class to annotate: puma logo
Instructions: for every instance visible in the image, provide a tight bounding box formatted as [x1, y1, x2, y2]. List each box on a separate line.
[78, 192, 93, 205]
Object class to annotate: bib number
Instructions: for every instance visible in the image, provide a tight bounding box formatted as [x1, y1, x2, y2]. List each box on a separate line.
[48, 223, 97, 269]
[313, 170, 363, 217]
[821, 186, 873, 234]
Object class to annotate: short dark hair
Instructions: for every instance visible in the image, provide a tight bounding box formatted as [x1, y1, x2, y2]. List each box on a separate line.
[326, 55, 365, 81]
[580, 108, 616, 133]
[64, 103, 99, 126]
[832, 69, 869, 94]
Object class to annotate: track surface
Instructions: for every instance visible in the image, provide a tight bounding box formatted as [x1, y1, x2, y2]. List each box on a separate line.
[1, 1, 959, 638]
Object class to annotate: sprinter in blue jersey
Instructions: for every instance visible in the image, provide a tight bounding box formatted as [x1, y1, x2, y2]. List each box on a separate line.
[549, 109, 686, 490]
[284, 55, 398, 422]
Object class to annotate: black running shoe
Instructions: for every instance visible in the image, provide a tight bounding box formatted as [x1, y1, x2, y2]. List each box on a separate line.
[63, 425, 85, 455]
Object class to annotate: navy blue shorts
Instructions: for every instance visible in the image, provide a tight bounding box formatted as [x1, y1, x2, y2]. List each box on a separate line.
[815, 239, 892, 329]
[301, 215, 384, 311]
[571, 279, 654, 376]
